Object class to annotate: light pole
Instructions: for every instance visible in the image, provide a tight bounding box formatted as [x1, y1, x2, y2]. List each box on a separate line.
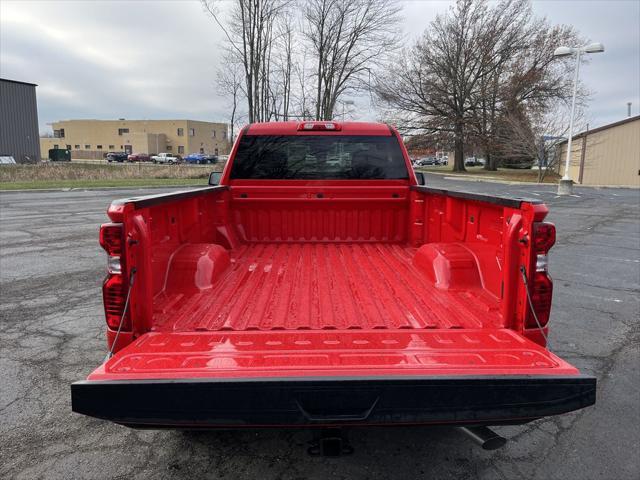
[553, 42, 605, 195]
[339, 99, 355, 120]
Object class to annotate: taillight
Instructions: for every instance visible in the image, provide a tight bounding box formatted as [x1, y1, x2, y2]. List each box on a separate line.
[103, 274, 131, 330]
[526, 271, 553, 329]
[533, 222, 556, 254]
[99, 223, 130, 331]
[100, 223, 124, 255]
[526, 222, 555, 331]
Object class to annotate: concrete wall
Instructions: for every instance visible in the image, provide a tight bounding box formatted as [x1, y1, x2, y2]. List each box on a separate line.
[0, 79, 41, 163]
[557, 117, 640, 187]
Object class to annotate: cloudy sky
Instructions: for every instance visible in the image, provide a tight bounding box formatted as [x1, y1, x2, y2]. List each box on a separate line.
[1, 0, 638, 134]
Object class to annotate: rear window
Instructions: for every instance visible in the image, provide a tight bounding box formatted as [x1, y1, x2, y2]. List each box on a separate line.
[230, 135, 409, 180]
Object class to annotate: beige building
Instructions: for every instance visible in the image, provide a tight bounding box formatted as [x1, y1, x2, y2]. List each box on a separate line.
[40, 119, 230, 160]
[556, 115, 640, 187]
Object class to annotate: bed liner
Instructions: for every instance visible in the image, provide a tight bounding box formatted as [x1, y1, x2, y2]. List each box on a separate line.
[152, 243, 503, 332]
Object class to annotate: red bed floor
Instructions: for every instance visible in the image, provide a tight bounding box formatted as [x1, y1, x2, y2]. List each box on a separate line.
[152, 243, 503, 332]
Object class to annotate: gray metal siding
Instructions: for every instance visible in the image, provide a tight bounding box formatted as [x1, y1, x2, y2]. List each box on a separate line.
[0, 80, 41, 163]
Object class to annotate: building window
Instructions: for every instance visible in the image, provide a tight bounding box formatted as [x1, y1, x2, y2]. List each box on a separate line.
[109, 145, 115, 149]
[74, 145, 80, 149]
[215, 148, 219, 155]
[53, 144, 59, 149]
[177, 128, 184, 136]
[178, 146, 184, 154]
[66, 145, 71, 150]
[199, 148, 204, 154]
[166, 146, 172, 151]
[85, 145, 90, 149]
[212, 130, 216, 138]
[97, 145, 103, 149]
[120, 145, 123, 149]
[53, 129, 65, 138]
[189, 128, 195, 136]
[118, 128, 129, 136]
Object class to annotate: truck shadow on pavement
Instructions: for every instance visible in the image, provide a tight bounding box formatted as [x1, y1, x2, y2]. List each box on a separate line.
[135, 425, 523, 479]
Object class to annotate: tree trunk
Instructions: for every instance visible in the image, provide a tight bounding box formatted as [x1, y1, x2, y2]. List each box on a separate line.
[484, 152, 497, 171]
[452, 123, 466, 172]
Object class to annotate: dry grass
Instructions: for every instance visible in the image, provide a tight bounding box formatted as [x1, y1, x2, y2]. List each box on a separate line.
[0, 162, 227, 190]
[0, 162, 224, 183]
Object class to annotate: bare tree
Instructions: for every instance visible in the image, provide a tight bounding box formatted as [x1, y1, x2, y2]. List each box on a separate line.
[203, 0, 289, 123]
[493, 105, 587, 182]
[303, 0, 401, 121]
[472, 17, 583, 170]
[269, 18, 295, 120]
[216, 54, 245, 141]
[376, 0, 500, 171]
[292, 49, 314, 120]
[375, 0, 584, 172]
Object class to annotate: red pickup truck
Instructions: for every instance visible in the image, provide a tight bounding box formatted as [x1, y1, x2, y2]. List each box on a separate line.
[72, 121, 595, 451]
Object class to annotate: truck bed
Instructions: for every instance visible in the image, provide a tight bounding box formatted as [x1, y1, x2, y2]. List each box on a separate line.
[73, 124, 597, 430]
[152, 243, 502, 332]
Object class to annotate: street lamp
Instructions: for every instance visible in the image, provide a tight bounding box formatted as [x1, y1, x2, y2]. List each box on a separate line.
[554, 42, 605, 195]
[339, 99, 355, 120]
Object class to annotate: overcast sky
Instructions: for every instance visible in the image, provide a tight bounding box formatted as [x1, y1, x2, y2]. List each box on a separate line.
[1, 0, 638, 134]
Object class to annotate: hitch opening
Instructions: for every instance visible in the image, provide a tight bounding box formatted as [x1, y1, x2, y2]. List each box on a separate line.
[307, 428, 354, 457]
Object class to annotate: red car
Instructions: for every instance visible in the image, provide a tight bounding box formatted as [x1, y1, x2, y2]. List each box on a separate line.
[126, 153, 151, 162]
[72, 121, 595, 453]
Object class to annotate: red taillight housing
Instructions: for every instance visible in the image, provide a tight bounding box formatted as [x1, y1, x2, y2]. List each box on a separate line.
[525, 221, 555, 337]
[526, 271, 553, 329]
[99, 223, 130, 331]
[533, 222, 556, 254]
[100, 223, 124, 255]
[103, 274, 131, 330]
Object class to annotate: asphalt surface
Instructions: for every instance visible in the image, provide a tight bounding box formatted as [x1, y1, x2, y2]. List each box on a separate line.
[1, 176, 638, 480]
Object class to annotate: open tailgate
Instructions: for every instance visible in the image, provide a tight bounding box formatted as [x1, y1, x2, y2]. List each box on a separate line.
[72, 329, 595, 428]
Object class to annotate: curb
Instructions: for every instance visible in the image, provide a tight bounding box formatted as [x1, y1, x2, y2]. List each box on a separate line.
[441, 176, 548, 186]
[422, 171, 639, 189]
[0, 184, 205, 193]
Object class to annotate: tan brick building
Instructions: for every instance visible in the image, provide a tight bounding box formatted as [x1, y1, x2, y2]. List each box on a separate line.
[40, 119, 230, 160]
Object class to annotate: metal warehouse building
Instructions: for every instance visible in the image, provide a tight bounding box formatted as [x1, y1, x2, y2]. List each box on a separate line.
[0, 78, 41, 163]
[557, 115, 640, 187]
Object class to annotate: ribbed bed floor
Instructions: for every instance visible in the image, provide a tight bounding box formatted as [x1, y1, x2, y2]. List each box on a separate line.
[152, 243, 502, 332]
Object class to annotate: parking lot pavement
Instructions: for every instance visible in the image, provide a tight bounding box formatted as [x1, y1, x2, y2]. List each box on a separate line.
[1, 178, 638, 480]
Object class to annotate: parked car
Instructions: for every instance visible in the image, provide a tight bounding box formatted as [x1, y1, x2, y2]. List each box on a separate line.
[183, 153, 216, 164]
[127, 153, 151, 163]
[73, 121, 595, 454]
[106, 152, 128, 163]
[465, 157, 484, 167]
[414, 156, 441, 167]
[151, 153, 181, 164]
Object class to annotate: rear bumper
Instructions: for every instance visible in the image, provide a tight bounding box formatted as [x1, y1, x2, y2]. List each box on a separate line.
[71, 375, 596, 428]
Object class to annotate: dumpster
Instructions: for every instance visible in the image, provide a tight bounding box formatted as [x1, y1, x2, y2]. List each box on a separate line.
[49, 148, 71, 162]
